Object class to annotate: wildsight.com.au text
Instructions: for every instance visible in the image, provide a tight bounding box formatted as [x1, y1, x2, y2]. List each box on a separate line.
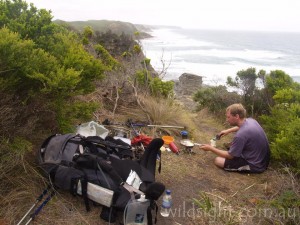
[167, 201, 300, 222]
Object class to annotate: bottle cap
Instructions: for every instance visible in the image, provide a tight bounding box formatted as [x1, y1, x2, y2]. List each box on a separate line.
[140, 194, 146, 201]
[166, 190, 171, 195]
[180, 130, 188, 136]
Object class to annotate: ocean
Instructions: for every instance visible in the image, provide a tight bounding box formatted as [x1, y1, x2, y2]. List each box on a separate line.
[140, 27, 300, 86]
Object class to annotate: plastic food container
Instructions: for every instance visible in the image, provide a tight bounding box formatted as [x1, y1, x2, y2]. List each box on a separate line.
[162, 136, 174, 145]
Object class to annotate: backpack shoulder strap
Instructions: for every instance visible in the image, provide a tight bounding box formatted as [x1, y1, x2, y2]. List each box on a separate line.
[73, 153, 124, 187]
[147, 200, 158, 225]
[83, 136, 133, 159]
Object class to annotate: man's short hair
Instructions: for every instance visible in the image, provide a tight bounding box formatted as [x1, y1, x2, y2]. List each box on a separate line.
[226, 104, 246, 119]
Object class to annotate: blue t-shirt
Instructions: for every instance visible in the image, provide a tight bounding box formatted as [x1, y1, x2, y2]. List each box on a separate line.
[228, 118, 270, 172]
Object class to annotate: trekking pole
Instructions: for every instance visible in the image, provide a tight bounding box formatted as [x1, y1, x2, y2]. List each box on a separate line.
[17, 185, 51, 225]
[146, 124, 185, 129]
[127, 119, 145, 151]
[130, 123, 185, 129]
[24, 190, 56, 225]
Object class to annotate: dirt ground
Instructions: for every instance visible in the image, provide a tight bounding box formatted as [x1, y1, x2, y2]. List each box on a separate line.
[94, 112, 298, 224]
[152, 112, 299, 225]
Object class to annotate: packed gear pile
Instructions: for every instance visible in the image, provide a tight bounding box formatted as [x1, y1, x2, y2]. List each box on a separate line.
[36, 121, 166, 224]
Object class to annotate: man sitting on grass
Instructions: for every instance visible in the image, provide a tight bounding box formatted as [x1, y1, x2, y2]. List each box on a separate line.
[199, 103, 270, 173]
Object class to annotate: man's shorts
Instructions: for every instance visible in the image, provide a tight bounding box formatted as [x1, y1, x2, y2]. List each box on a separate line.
[224, 157, 252, 173]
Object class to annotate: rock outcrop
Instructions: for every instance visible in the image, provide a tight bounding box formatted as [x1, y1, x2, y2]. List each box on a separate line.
[174, 73, 203, 111]
[175, 73, 202, 95]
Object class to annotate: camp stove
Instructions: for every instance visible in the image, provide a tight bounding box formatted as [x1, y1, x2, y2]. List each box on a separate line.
[180, 139, 197, 154]
[179, 139, 203, 154]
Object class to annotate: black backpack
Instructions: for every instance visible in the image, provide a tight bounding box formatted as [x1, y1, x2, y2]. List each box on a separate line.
[37, 133, 165, 224]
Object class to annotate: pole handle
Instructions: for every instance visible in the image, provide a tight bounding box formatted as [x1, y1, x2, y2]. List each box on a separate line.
[17, 185, 51, 225]
[30, 191, 55, 221]
[37, 185, 51, 201]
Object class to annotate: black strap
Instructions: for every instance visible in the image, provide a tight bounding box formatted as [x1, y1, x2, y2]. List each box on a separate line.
[154, 201, 158, 224]
[74, 153, 124, 186]
[49, 165, 59, 183]
[81, 178, 90, 211]
[70, 178, 78, 196]
[147, 201, 158, 225]
[96, 156, 124, 186]
[96, 162, 111, 189]
[60, 134, 78, 155]
[147, 205, 153, 225]
[158, 151, 161, 174]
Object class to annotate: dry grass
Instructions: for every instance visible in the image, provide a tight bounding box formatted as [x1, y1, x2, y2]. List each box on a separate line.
[1, 95, 300, 225]
[118, 96, 200, 138]
[0, 159, 102, 225]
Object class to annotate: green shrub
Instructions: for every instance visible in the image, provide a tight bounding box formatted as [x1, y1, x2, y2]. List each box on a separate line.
[55, 100, 99, 133]
[270, 190, 300, 209]
[0, 0, 120, 134]
[82, 37, 89, 45]
[261, 103, 300, 171]
[135, 69, 149, 86]
[257, 189, 300, 225]
[193, 85, 241, 114]
[121, 51, 132, 58]
[133, 44, 142, 54]
[271, 117, 300, 169]
[149, 77, 174, 98]
[141, 57, 151, 66]
[135, 70, 174, 98]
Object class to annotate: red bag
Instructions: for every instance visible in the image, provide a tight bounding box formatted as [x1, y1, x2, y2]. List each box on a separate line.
[131, 134, 153, 146]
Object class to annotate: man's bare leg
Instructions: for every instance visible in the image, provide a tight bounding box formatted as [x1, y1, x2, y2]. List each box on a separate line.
[214, 157, 225, 168]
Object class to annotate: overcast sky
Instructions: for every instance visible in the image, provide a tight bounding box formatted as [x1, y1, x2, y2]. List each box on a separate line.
[26, 0, 300, 32]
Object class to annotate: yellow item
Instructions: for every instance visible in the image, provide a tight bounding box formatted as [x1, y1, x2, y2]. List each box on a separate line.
[162, 136, 174, 145]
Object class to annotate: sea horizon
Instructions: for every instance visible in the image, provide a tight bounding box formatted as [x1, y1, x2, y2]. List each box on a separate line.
[140, 27, 300, 85]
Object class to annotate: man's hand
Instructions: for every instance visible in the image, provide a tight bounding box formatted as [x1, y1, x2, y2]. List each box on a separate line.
[218, 126, 239, 138]
[199, 144, 214, 151]
[199, 143, 233, 159]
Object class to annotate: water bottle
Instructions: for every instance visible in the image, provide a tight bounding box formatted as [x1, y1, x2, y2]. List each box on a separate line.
[169, 142, 179, 155]
[210, 138, 216, 147]
[160, 189, 172, 217]
[124, 194, 150, 225]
